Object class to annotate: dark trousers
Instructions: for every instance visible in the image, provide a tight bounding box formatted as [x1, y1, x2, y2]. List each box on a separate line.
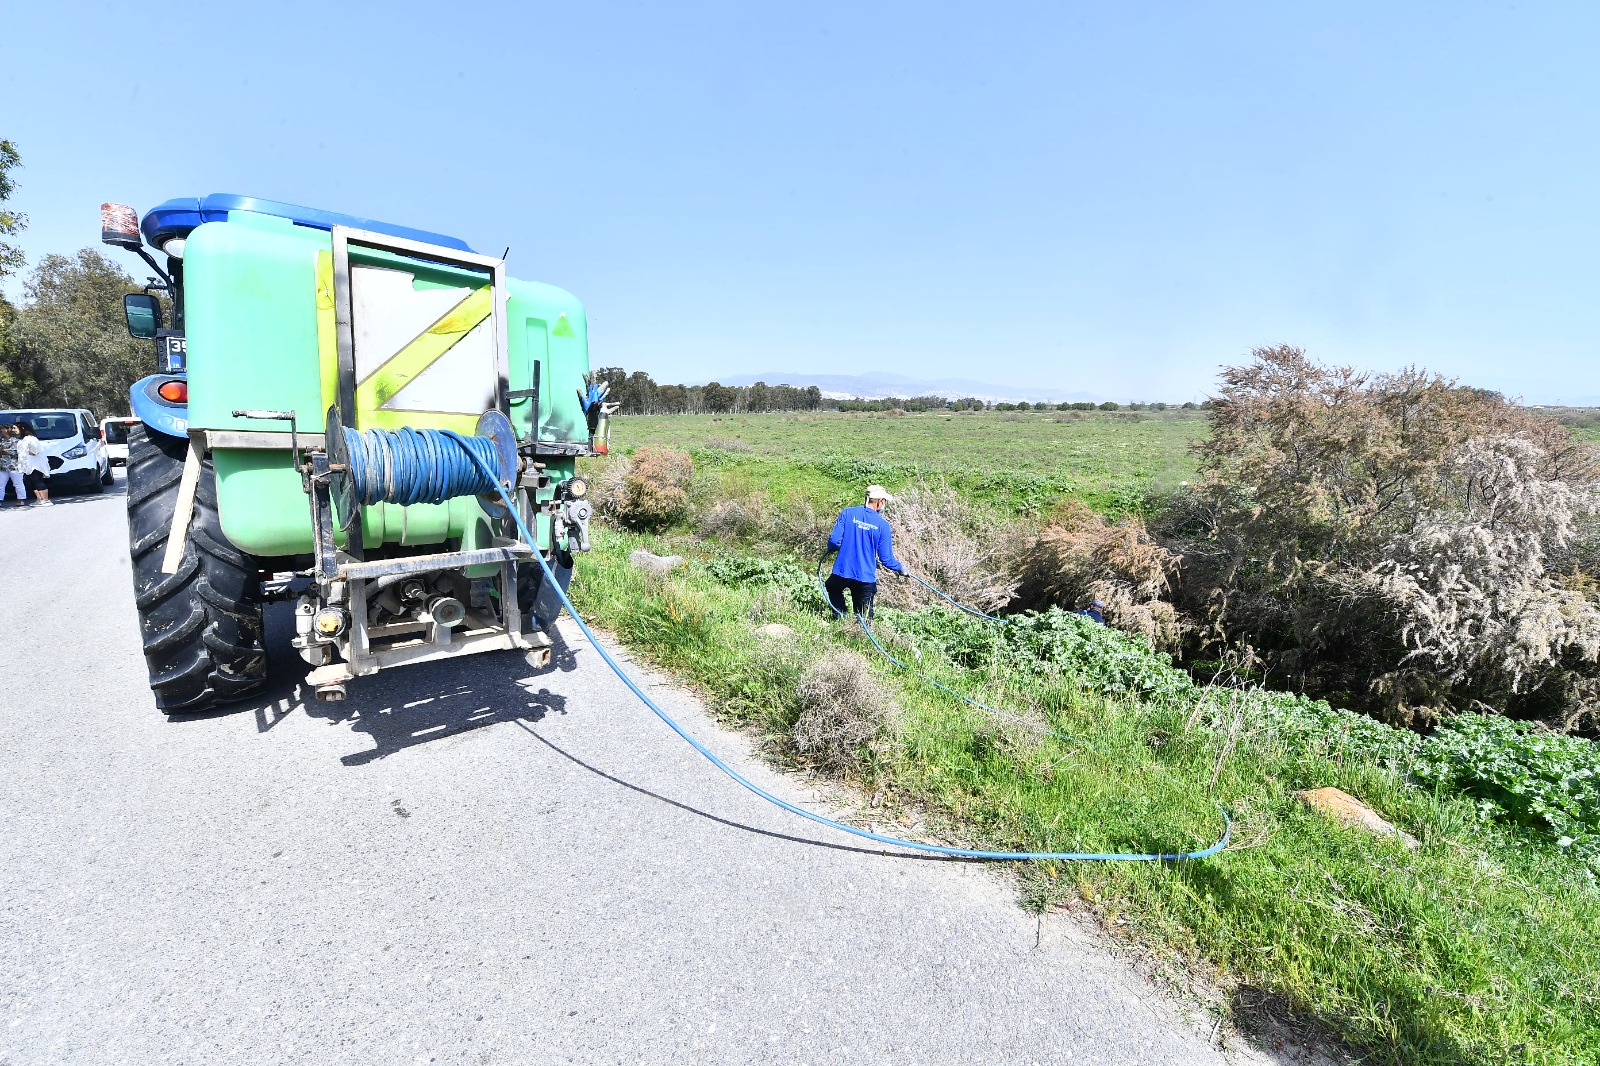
[825, 574, 878, 619]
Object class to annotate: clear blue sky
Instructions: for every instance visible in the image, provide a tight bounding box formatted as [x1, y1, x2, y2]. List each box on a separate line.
[3, 1, 1596, 403]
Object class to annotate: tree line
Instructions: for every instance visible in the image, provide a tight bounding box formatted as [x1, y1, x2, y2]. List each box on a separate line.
[590, 366, 1210, 415]
[0, 140, 156, 418]
[588, 369, 825, 415]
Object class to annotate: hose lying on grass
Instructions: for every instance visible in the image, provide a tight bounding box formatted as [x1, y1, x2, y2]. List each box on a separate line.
[379, 427, 1232, 860]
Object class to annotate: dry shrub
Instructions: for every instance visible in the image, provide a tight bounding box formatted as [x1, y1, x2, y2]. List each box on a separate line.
[793, 650, 898, 774]
[696, 493, 772, 541]
[611, 446, 694, 530]
[875, 485, 1017, 613]
[1013, 499, 1185, 651]
[1174, 344, 1600, 723]
[587, 454, 631, 518]
[767, 497, 831, 555]
[1357, 435, 1600, 717]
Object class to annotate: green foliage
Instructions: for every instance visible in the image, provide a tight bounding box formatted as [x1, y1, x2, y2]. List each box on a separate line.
[0, 138, 25, 280]
[1, 248, 157, 416]
[704, 554, 817, 607]
[1417, 715, 1600, 872]
[890, 606, 1193, 703]
[886, 600, 1600, 868]
[576, 528, 1600, 1064]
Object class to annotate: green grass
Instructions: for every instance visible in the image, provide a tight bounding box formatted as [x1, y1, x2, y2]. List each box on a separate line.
[569, 531, 1600, 1065]
[614, 409, 1204, 514]
[571, 408, 1600, 1064]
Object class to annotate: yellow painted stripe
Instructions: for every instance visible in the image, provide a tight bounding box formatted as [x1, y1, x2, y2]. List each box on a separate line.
[354, 285, 494, 414]
[315, 251, 338, 418]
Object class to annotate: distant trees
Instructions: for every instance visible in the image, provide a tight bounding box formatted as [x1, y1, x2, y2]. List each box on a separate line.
[591, 368, 826, 414]
[587, 365, 1202, 416]
[0, 248, 158, 417]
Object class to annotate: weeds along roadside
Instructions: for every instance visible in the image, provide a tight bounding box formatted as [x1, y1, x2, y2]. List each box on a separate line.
[567, 501, 1600, 1065]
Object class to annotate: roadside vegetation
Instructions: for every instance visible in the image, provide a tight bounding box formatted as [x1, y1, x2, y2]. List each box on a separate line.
[574, 352, 1600, 1064]
[0, 140, 169, 418]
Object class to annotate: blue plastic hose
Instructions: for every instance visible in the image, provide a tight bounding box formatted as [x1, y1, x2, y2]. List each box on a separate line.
[345, 425, 1230, 861]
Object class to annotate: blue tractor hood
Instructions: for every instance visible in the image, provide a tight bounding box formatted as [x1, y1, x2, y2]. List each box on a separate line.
[140, 194, 474, 253]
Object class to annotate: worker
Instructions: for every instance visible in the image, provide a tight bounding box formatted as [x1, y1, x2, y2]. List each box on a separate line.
[1083, 598, 1106, 624]
[825, 484, 903, 619]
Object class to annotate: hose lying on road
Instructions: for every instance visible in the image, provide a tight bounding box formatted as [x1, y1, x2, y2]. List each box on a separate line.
[436, 430, 1230, 861]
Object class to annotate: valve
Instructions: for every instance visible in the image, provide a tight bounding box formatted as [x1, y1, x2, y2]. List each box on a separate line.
[554, 498, 593, 553]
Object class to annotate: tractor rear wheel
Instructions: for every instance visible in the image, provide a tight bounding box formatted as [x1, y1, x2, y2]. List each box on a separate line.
[126, 425, 268, 713]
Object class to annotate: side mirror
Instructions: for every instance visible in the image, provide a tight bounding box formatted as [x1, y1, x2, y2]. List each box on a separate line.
[124, 293, 162, 339]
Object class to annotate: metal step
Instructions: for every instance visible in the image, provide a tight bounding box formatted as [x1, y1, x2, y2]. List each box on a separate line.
[337, 543, 533, 581]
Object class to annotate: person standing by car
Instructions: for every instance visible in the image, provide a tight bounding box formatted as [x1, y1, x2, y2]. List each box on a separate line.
[824, 484, 904, 619]
[0, 423, 22, 506]
[16, 422, 51, 506]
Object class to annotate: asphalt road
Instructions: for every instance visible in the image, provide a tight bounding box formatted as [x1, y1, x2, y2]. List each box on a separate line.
[1, 479, 1276, 1065]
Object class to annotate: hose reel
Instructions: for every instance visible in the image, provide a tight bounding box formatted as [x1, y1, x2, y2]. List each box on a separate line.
[324, 408, 521, 531]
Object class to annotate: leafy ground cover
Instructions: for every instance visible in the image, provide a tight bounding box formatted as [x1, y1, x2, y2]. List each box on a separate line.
[573, 408, 1600, 1063]
[569, 531, 1600, 1065]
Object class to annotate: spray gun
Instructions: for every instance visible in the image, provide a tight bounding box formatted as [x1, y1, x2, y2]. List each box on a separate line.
[579, 377, 622, 455]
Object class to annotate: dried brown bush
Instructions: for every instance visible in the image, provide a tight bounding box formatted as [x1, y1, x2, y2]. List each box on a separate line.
[874, 485, 1017, 613]
[1012, 499, 1186, 650]
[696, 494, 772, 541]
[1169, 344, 1600, 723]
[609, 447, 694, 531]
[766, 497, 831, 555]
[587, 454, 632, 518]
[793, 650, 897, 774]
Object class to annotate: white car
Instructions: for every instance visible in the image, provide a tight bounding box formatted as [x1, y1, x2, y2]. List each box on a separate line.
[101, 416, 140, 466]
[1, 408, 114, 492]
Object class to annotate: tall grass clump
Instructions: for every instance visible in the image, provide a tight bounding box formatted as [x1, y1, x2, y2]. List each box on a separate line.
[794, 650, 899, 776]
[601, 446, 695, 531]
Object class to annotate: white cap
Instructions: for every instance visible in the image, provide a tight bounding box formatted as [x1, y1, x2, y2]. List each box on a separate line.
[865, 484, 894, 502]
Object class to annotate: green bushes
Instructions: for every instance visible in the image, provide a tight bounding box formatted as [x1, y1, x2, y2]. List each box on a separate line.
[1416, 715, 1600, 870]
[885, 600, 1600, 873]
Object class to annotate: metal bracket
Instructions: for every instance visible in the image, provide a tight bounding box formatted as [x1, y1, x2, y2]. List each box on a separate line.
[230, 409, 301, 467]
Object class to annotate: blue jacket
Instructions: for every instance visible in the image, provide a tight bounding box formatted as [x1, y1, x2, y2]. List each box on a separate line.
[828, 505, 903, 583]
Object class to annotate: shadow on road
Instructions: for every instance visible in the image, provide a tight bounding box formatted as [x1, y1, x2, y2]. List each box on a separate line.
[1, 472, 126, 509]
[517, 721, 958, 861]
[227, 601, 572, 765]
[178, 601, 954, 861]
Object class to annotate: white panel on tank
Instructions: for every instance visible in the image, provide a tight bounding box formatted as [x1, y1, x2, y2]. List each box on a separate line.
[350, 265, 495, 414]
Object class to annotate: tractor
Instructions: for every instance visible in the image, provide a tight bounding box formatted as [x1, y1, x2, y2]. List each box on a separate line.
[101, 195, 608, 711]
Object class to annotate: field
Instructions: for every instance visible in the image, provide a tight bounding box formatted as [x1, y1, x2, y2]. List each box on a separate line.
[614, 409, 1205, 514]
[572, 409, 1600, 1065]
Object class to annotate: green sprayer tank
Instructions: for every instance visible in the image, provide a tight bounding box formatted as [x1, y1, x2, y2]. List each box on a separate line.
[104, 195, 604, 711]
